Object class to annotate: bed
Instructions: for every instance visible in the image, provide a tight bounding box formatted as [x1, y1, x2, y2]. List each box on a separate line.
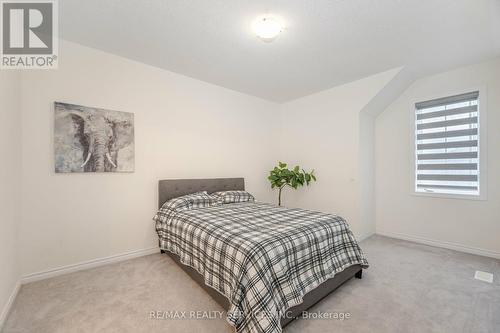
[155, 178, 368, 333]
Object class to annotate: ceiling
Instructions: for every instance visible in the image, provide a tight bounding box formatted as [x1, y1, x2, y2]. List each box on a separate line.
[60, 0, 500, 103]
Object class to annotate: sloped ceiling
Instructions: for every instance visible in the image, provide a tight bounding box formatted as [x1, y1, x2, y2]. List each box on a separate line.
[60, 0, 500, 102]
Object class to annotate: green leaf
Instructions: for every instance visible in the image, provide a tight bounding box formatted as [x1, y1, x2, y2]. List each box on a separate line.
[268, 162, 316, 201]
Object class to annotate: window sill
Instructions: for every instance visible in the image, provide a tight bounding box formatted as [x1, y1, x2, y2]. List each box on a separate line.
[412, 191, 487, 201]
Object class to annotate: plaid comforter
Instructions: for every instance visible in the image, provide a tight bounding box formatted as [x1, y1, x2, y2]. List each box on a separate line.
[155, 202, 368, 333]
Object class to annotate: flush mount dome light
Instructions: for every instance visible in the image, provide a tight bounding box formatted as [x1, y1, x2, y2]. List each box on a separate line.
[252, 16, 284, 42]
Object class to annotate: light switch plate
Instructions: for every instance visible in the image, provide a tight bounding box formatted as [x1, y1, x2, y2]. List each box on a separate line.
[474, 270, 494, 283]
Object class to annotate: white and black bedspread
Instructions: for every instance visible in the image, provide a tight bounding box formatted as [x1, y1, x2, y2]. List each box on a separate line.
[155, 202, 368, 333]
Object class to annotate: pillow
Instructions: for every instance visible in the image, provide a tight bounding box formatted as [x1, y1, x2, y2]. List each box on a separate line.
[211, 190, 255, 204]
[153, 191, 218, 224]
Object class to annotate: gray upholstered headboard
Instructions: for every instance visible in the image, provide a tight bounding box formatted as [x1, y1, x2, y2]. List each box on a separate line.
[158, 178, 245, 208]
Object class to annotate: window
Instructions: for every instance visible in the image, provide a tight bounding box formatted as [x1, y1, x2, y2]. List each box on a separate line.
[415, 91, 480, 197]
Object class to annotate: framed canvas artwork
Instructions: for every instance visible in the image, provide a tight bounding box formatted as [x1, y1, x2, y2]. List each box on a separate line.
[54, 102, 135, 173]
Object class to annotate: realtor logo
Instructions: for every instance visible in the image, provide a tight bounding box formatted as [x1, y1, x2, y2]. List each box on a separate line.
[1, 0, 58, 69]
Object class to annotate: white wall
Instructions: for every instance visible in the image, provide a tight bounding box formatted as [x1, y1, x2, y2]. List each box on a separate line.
[375, 58, 500, 256]
[0, 71, 21, 325]
[359, 111, 376, 238]
[16, 40, 402, 280]
[16, 39, 498, 285]
[19, 40, 279, 276]
[278, 69, 400, 239]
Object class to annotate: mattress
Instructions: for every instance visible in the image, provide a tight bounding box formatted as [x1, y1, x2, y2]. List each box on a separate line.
[155, 201, 368, 333]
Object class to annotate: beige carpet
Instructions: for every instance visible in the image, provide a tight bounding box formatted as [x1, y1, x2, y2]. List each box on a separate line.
[4, 235, 500, 333]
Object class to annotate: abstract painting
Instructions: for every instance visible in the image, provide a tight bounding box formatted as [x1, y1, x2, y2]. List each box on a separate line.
[54, 102, 134, 173]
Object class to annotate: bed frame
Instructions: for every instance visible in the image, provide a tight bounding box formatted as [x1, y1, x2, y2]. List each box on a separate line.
[158, 178, 362, 327]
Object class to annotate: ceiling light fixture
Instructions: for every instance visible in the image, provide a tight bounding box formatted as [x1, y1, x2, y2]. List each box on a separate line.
[252, 16, 284, 42]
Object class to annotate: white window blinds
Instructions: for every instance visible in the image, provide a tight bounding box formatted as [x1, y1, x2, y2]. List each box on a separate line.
[415, 91, 480, 196]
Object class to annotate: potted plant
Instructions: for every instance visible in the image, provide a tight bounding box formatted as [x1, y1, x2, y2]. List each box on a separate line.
[268, 162, 316, 206]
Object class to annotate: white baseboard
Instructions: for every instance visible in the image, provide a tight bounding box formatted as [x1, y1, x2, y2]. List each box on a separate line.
[21, 247, 159, 284]
[0, 281, 21, 330]
[376, 231, 500, 259]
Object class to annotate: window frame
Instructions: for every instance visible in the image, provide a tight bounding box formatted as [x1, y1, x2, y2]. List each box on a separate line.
[410, 86, 488, 201]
